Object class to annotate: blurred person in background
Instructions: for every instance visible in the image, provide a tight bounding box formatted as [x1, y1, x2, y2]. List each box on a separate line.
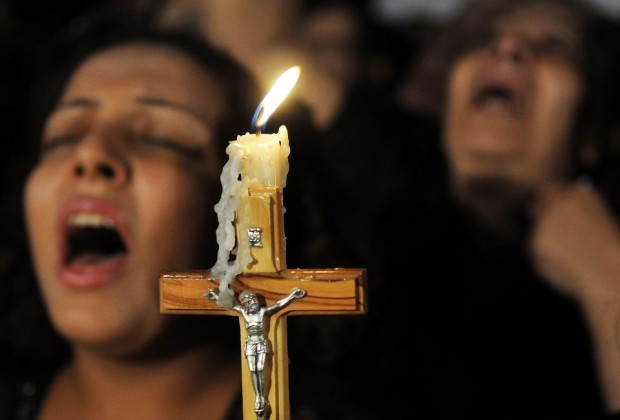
[363, 0, 620, 418]
[153, 0, 440, 350]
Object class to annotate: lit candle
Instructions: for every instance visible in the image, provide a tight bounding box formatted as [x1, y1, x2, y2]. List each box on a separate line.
[232, 126, 290, 188]
[211, 66, 300, 307]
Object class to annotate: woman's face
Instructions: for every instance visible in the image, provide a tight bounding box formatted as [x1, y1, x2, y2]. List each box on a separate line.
[24, 43, 225, 355]
[444, 3, 585, 206]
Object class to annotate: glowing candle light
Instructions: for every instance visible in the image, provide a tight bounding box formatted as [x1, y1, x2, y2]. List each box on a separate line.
[211, 66, 300, 307]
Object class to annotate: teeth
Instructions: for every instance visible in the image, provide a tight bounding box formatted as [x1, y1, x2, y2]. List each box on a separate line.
[482, 96, 510, 108]
[68, 213, 115, 229]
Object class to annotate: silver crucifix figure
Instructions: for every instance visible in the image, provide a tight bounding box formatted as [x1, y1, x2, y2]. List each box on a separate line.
[206, 287, 307, 419]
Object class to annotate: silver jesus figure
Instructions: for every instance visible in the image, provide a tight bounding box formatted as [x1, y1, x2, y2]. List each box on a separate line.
[206, 287, 307, 419]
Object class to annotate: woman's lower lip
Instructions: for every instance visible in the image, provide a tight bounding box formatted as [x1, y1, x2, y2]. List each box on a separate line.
[59, 254, 126, 288]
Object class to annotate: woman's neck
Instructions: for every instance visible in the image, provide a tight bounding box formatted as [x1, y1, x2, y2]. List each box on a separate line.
[38, 344, 242, 420]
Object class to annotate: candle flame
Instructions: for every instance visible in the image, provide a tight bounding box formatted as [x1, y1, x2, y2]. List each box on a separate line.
[252, 66, 300, 131]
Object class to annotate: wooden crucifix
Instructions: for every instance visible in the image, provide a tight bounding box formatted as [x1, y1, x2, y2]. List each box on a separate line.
[160, 186, 367, 420]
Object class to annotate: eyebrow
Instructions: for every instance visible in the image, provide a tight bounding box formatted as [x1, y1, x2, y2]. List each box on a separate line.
[53, 96, 213, 128]
[135, 96, 210, 126]
[56, 98, 97, 109]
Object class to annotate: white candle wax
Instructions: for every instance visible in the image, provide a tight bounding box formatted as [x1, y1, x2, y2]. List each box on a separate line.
[210, 125, 290, 306]
[236, 128, 290, 187]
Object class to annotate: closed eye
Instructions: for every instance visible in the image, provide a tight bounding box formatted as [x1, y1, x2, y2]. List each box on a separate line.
[537, 36, 579, 59]
[141, 135, 205, 160]
[531, 33, 583, 67]
[40, 134, 81, 156]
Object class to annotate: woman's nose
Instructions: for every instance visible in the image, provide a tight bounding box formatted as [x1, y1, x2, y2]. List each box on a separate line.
[72, 133, 129, 187]
[491, 33, 532, 63]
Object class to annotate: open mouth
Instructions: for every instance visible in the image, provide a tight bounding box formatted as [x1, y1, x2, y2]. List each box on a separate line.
[64, 213, 128, 266]
[470, 71, 529, 116]
[474, 85, 515, 108]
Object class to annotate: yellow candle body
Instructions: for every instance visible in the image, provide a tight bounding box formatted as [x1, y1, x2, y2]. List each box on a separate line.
[211, 126, 290, 305]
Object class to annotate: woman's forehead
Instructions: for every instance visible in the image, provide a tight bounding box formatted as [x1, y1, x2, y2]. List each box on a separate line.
[75, 42, 211, 86]
[65, 42, 225, 122]
[498, 3, 584, 34]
